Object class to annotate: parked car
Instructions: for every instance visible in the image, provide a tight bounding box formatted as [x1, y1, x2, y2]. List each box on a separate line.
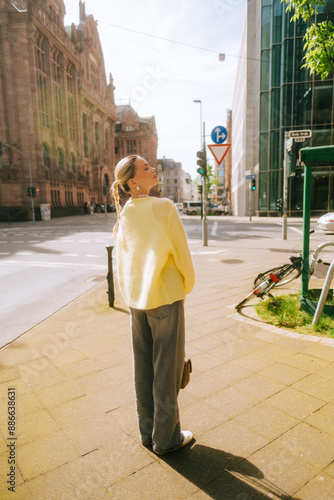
[104, 203, 116, 213]
[207, 202, 225, 215]
[317, 213, 334, 232]
[94, 203, 104, 213]
[94, 203, 116, 213]
[182, 201, 201, 215]
[182, 201, 226, 215]
[175, 203, 183, 213]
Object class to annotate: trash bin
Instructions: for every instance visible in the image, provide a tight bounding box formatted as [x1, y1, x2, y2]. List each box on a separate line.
[40, 203, 51, 221]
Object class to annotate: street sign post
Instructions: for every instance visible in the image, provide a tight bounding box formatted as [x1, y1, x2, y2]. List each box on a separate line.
[282, 130, 312, 240]
[208, 143, 231, 165]
[210, 126, 227, 144]
[288, 130, 311, 139]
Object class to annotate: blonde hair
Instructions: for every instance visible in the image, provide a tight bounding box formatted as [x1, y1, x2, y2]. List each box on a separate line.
[112, 155, 138, 236]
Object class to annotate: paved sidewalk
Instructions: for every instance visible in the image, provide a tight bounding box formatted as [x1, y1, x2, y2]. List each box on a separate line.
[1, 234, 334, 499]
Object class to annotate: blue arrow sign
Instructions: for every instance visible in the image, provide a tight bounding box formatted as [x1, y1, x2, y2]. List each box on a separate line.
[211, 126, 227, 144]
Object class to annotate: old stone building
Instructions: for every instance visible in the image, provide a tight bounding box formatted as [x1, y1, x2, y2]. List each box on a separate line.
[157, 158, 198, 202]
[114, 104, 159, 198]
[0, 0, 116, 219]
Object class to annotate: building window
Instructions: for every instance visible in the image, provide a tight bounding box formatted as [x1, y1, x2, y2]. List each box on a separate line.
[71, 154, 76, 173]
[293, 83, 312, 126]
[35, 33, 46, 73]
[271, 45, 281, 87]
[77, 192, 84, 206]
[260, 50, 270, 91]
[43, 143, 50, 168]
[283, 39, 294, 83]
[83, 113, 88, 157]
[95, 122, 99, 146]
[272, 0, 282, 44]
[66, 62, 74, 93]
[261, 5, 271, 49]
[58, 149, 64, 170]
[65, 191, 74, 207]
[55, 86, 63, 135]
[127, 140, 137, 154]
[52, 49, 61, 83]
[68, 96, 75, 140]
[260, 92, 269, 131]
[313, 82, 333, 125]
[270, 88, 280, 129]
[35, 33, 49, 128]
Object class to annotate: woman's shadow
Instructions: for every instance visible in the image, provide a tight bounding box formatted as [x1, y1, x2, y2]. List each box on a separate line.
[159, 441, 301, 500]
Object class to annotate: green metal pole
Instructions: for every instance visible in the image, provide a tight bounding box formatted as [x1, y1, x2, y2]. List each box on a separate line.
[301, 163, 312, 298]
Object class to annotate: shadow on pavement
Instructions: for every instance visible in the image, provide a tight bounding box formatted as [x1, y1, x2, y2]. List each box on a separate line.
[160, 443, 301, 499]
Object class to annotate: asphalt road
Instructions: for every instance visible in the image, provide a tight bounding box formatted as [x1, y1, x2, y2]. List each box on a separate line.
[0, 213, 324, 347]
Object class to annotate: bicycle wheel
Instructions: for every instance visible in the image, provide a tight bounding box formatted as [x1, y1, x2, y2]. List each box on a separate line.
[254, 262, 301, 287]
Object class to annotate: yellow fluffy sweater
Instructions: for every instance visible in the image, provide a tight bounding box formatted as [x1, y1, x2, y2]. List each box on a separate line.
[116, 197, 195, 310]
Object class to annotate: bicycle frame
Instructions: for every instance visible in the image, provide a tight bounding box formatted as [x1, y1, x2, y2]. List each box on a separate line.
[235, 256, 302, 310]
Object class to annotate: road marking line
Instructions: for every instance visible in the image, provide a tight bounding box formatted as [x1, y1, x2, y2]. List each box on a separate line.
[290, 227, 303, 234]
[63, 253, 78, 257]
[191, 250, 226, 255]
[0, 252, 10, 255]
[0, 260, 106, 269]
[85, 254, 101, 258]
[16, 251, 33, 255]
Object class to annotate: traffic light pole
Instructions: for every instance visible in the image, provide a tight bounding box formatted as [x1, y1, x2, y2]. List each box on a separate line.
[202, 122, 208, 246]
[282, 133, 289, 240]
[249, 183, 252, 222]
[4, 143, 35, 223]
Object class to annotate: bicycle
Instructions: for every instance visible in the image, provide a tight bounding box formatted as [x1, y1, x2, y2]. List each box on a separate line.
[235, 240, 334, 310]
[235, 256, 302, 310]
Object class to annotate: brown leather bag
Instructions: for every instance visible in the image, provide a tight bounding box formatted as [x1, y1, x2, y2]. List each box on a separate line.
[180, 358, 192, 389]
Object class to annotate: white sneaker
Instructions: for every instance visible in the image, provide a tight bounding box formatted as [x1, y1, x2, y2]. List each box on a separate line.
[180, 430, 193, 449]
[154, 430, 193, 455]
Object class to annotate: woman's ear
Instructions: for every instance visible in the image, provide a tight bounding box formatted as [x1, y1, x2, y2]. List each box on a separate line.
[128, 178, 137, 190]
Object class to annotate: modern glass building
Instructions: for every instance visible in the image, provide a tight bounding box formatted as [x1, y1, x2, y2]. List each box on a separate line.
[259, 0, 334, 216]
[232, 0, 334, 217]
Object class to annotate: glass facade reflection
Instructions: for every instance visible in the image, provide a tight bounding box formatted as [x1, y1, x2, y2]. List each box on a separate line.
[259, 0, 334, 215]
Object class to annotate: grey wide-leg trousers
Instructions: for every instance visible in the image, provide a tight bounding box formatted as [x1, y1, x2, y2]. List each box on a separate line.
[129, 300, 185, 454]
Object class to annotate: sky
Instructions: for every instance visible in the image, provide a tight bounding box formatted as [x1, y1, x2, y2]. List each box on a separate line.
[64, 0, 247, 179]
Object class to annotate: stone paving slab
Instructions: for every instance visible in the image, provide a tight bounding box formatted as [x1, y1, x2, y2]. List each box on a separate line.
[0, 236, 334, 498]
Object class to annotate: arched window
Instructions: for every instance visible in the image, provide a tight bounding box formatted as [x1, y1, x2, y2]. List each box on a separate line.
[58, 149, 64, 170]
[71, 154, 76, 172]
[43, 143, 50, 168]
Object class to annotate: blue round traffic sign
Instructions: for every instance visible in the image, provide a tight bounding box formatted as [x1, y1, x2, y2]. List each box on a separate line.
[211, 126, 227, 144]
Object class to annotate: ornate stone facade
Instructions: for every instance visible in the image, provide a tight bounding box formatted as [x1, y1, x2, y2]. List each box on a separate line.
[115, 104, 159, 198]
[115, 105, 158, 167]
[0, 0, 116, 218]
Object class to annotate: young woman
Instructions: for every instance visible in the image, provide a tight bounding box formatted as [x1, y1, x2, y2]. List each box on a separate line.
[112, 154, 195, 455]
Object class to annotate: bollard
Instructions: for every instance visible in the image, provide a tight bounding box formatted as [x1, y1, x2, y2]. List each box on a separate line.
[106, 245, 115, 308]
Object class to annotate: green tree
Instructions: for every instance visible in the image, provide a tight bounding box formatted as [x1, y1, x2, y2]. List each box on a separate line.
[283, 0, 334, 79]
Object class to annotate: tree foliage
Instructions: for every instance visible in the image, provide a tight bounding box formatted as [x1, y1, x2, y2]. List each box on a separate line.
[283, 0, 334, 79]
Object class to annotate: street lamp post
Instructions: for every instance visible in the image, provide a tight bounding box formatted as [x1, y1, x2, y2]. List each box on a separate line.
[193, 99, 208, 246]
